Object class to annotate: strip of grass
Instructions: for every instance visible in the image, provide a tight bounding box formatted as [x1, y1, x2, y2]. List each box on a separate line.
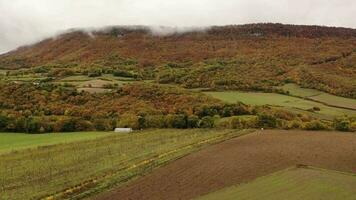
[197, 166, 356, 200]
[310, 93, 356, 110]
[0, 132, 115, 154]
[205, 91, 356, 118]
[279, 83, 322, 97]
[0, 129, 250, 200]
[280, 84, 356, 110]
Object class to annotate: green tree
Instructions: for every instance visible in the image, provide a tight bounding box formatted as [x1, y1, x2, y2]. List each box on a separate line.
[199, 116, 215, 128]
[257, 113, 277, 128]
[187, 115, 199, 128]
[0, 115, 9, 130]
[334, 117, 351, 131]
[118, 114, 140, 130]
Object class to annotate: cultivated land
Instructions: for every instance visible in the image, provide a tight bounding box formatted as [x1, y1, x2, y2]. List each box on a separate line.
[0, 132, 115, 154]
[205, 91, 356, 118]
[197, 166, 356, 200]
[98, 130, 356, 200]
[0, 129, 249, 200]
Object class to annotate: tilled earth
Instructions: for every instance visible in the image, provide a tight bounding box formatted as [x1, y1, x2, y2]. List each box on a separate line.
[96, 130, 356, 200]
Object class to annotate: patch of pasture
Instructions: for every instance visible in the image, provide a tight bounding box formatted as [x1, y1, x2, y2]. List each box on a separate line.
[77, 87, 112, 93]
[197, 166, 356, 200]
[205, 91, 356, 118]
[101, 74, 135, 81]
[280, 84, 356, 110]
[279, 83, 322, 97]
[5, 75, 47, 82]
[77, 79, 114, 88]
[309, 93, 356, 110]
[59, 75, 93, 82]
[57, 75, 135, 91]
[0, 132, 115, 154]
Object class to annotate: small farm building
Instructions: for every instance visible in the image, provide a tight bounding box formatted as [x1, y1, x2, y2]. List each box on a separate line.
[114, 128, 133, 133]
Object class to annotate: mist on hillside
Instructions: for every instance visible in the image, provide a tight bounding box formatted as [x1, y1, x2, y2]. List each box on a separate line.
[1, 0, 356, 54]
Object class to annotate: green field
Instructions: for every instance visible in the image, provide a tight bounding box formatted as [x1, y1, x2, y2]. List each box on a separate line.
[4, 75, 47, 82]
[55, 74, 137, 93]
[0, 129, 249, 200]
[280, 84, 356, 110]
[58, 74, 135, 83]
[205, 91, 356, 118]
[0, 132, 115, 154]
[197, 166, 356, 200]
[279, 84, 322, 97]
[310, 93, 356, 110]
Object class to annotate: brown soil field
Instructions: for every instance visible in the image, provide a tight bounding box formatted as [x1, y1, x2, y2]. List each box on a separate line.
[96, 130, 356, 200]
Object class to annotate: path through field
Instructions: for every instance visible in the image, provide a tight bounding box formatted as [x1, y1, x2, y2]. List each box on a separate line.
[96, 130, 356, 200]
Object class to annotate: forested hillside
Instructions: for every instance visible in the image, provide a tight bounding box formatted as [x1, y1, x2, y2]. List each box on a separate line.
[0, 23, 355, 98]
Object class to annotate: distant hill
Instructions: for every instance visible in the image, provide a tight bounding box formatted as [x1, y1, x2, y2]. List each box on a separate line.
[0, 23, 355, 98]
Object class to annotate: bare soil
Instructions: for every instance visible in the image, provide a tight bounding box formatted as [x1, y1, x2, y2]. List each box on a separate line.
[96, 130, 356, 200]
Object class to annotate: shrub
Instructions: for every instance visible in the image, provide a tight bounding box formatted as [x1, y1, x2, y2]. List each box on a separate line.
[93, 119, 113, 131]
[351, 122, 356, 132]
[172, 114, 188, 129]
[88, 71, 102, 77]
[143, 115, 166, 128]
[53, 118, 76, 132]
[0, 114, 9, 130]
[313, 106, 321, 111]
[33, 66, 50, 73]
[257, 113, 277, 128]
[27, 118, 42, 133]
[165, 114, 187, 129]
[333, 117, 351, 132]
[113, 70, 135, 78]
[231, 117, 243, 129]
[103, 84, 116, 89]
[48, 68, 75, 77]
[199, 116, 215, 128]
[303, 120, 329, 130]
[75, 120, 94, 131]
[117, 114, 140, 130]
[187, 115, 199, 128]
[285, 120, 303, 130]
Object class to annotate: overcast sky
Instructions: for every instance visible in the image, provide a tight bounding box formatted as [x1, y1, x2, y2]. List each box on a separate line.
[1, 0, 356, 54]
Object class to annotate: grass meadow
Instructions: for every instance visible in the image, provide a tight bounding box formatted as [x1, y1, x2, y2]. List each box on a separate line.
[197, 166, 356, 200]
[0, 129, 250, 200]
[0, 132, 115, 154]
[55, 74, 138, 93]
[205, 91, 356, 118]
[280, 84, 356, 110]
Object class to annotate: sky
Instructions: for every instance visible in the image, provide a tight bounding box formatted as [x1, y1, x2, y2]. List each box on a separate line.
[1, 0, 356, 54]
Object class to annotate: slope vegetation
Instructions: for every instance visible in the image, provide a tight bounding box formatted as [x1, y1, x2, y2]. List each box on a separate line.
[0, 24, 355, 98]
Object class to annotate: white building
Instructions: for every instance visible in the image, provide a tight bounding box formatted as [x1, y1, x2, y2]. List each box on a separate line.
[114, 128, 133, 133]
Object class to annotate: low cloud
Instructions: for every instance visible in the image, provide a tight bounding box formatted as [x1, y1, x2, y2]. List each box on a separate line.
[0, 0, 355, 54]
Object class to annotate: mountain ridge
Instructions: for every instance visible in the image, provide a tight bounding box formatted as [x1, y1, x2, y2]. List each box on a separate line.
[0, 23, 355, 98]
